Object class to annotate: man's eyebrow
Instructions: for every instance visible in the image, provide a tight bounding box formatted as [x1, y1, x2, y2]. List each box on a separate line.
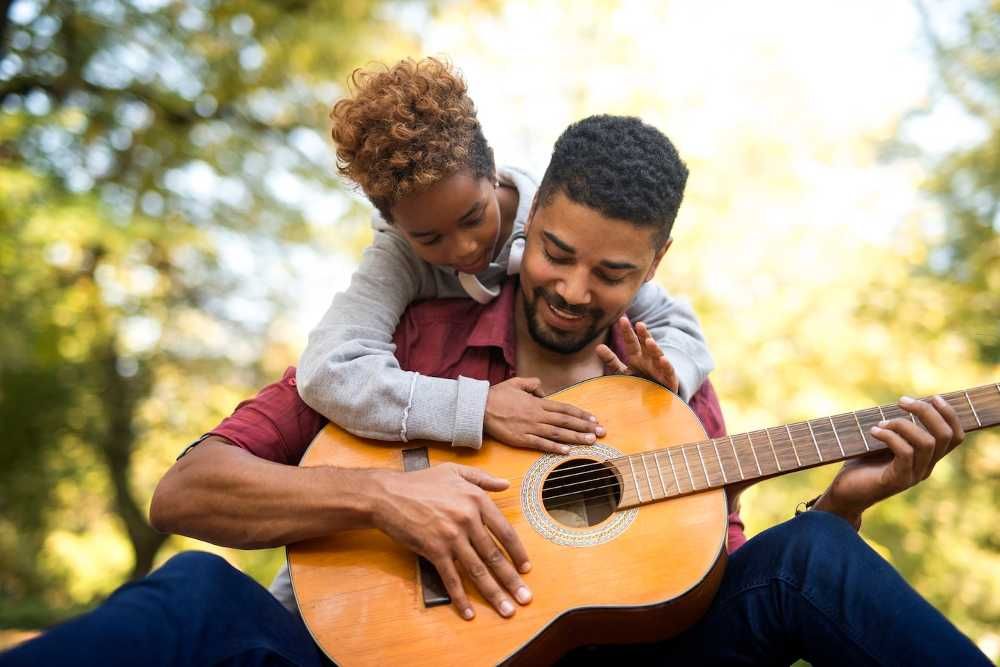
[544, 231, 638, 270]
[600, 259, 639, 271]
[543, 231, 575, 253]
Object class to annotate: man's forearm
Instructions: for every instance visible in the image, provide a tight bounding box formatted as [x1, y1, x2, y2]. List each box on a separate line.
[149, 438, 382, 549]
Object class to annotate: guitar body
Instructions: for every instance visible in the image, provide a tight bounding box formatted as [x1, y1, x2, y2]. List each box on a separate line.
[288, 375, 729, 666]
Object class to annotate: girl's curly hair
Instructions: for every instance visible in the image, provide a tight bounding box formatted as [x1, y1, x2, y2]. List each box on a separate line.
[330, 58, 496, 220]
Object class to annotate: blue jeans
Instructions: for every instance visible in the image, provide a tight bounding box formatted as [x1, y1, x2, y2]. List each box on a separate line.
[2, 511, 988, 666]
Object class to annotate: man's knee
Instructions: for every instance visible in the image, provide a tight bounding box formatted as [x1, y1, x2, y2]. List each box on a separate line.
[144, 551, 255, 605]
[160, 550, 236, 580]
[753, 510, 880, 589]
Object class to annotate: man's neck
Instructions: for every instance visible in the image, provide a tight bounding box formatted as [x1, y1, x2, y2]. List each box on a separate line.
[513, 294, 607, 396]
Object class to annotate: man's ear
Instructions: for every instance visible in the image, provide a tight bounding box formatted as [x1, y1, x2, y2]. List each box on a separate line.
[644, 237, 673, 282]
[524, 195, 539, 234]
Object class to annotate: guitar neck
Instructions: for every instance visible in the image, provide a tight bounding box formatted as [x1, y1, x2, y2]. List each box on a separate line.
[616, 383, 1000, 509]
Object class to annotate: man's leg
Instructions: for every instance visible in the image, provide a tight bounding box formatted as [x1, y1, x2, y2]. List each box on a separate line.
[563, 510, 989, 666]
[0, 551, 327, 667]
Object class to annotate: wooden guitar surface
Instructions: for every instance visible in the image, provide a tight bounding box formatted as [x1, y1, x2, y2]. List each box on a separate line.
[288, 375, 728, 666]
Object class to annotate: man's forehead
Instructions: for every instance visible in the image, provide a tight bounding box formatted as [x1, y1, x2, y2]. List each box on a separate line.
[532, 192, 658, 265]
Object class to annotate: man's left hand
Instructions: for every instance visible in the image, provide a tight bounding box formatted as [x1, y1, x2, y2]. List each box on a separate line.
[813, 395, 965, 526]
[596, 317, 679, 394]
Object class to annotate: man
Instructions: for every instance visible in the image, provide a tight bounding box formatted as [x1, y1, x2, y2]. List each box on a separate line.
[2, 116, 987, 666]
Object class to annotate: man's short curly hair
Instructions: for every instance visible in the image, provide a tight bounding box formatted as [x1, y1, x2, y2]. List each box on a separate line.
[330, 57, 495, 220]
[537, 115, 688, 248]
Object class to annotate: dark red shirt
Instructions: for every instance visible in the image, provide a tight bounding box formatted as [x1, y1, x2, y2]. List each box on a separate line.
[201, 279, 745, 551]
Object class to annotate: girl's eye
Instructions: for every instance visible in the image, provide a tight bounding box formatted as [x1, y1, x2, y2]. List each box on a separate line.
[461, 217, 484, 228]
[420, 236, 443, 246]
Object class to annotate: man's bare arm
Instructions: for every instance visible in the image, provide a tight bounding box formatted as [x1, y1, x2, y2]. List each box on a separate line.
[149, 438, 377, 549]
[148, 437, 534, 620]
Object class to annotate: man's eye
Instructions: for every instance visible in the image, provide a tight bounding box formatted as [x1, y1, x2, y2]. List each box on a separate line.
[543, 248, 572, 264]
[598, 272, 626, 285]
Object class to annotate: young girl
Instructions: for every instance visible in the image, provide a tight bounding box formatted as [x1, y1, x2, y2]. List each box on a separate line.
[297, 58, 714, 452]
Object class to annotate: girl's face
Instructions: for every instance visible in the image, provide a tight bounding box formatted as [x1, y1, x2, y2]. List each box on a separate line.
[389, 170, 501, 275]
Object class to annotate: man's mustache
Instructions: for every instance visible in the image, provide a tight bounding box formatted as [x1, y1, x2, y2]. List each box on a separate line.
[535, 287, 602, 319]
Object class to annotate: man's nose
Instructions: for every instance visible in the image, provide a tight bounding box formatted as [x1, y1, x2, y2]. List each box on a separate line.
[556, 267, 592, 306]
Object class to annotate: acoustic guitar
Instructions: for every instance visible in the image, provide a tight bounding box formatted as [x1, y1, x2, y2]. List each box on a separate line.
[287, 376, 999, 666]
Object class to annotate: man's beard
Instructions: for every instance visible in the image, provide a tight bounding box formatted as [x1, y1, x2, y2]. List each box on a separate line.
[521, 286, 609, 354]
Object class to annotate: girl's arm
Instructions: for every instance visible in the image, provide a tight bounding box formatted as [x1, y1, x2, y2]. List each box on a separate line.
[297, 229, 491, 448]
[624, 282, 715, 401]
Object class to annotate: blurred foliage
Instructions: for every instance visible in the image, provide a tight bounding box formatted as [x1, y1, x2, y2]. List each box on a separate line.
[0, 0, 420, 627]
[914, 0, 1000, 363]
[0, 0, 997, 663]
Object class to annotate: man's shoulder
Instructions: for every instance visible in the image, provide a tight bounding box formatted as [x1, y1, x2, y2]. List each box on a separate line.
[200, 367, 327, 465]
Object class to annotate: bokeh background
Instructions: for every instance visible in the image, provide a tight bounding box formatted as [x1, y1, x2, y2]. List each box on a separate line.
[2, 0, 998, 659]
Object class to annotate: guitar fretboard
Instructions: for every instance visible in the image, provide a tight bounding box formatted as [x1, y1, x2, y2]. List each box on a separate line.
[615, 383, 1000, 509]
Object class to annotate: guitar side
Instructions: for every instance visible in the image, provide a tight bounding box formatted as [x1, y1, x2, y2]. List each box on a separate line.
[288, 375, 729, 666]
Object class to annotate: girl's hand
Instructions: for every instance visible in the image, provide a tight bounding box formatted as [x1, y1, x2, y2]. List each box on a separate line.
[484, 377, 604, 454]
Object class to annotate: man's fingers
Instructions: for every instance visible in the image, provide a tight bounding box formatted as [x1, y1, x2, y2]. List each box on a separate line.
[596, 343, 629, 375]
[932, 395, 965, 453]
[455, 465, 510, 492]
[468, 521, 531, 607]
[434, 557, 475, 621]
[898, 397, 952, 476]
[454, 541, 514, 618]
[479, 496, 532, 577]
[870, 423, 918, 489]
[883, 415, 936, 480]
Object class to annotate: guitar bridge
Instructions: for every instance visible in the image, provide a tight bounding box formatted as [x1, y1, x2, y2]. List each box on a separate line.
[402, 447, 451, 608]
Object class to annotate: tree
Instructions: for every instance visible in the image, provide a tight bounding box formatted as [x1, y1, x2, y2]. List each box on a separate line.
[913, 0, 1000, 363]
[0, 0, 417, 625]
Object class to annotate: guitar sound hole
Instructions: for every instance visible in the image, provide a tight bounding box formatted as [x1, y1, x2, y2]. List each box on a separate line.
[541, 459, 621, 528]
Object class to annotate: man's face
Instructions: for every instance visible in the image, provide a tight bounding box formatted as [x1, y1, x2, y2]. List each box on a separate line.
[518, 190, 670, 354]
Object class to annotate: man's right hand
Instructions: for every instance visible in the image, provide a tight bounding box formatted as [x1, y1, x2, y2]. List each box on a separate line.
[485, 377, 605, 454]
[370, 463, 533, 621]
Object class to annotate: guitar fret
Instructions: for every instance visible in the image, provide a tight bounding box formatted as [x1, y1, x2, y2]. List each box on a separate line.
[680, 446, 696, 489]
[729, 435, 745, 480]
[853, 411, 871, 451]
[666, 448, 681, 492]
[763, 429, 780, 471]
[965, 391, 982, 427]
[829, 416, 846, 457]
[785, 425, 802, 466]
[640, 454, 656, 499]
[878, 405, 887, 423]
[696, 444, 710, 485]
[653, 452, 668, 496]
[806, 420, 823, 461]
[712, 439, 728, 483]
[628, 456, 642, 503]
[746, 433, 762, 476]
